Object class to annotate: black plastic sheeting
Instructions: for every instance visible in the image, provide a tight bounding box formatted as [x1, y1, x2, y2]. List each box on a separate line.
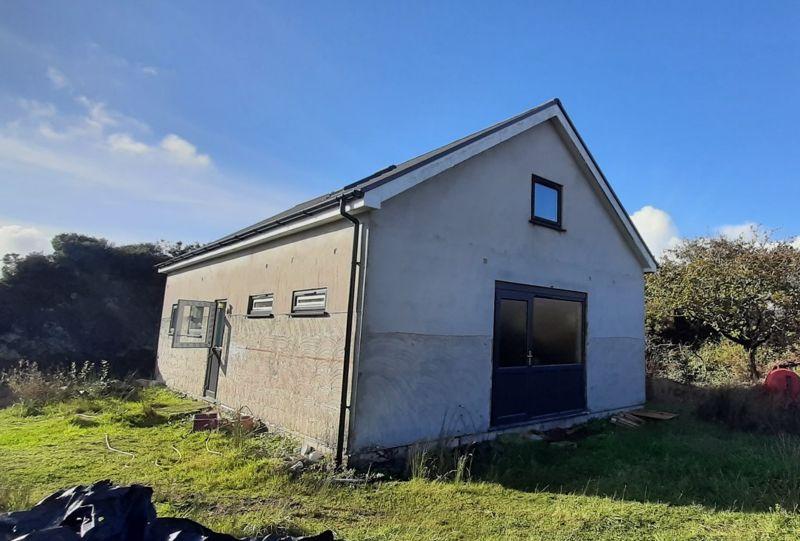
[0, 481, 335, 541]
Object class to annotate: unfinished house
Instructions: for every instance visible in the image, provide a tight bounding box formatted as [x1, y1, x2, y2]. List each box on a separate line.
[155, 98, 657, 463]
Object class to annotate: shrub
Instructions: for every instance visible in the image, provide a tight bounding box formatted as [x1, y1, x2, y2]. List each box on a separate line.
[647, 342, 715, 384]
[0, 359, 113, 413]
[696, 384, 800, 434]
[0, 360, 71, 414]
[647, 339, 784, 386]
[647, 376, 708, 406]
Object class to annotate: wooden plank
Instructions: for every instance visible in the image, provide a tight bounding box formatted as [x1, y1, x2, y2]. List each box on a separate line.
[620, 413, 645, 426]
[611, 416, 640, 428]
[630, 409, 678, 420]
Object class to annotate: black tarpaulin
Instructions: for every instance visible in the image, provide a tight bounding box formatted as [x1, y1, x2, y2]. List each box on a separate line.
[0, 481, 334, 541]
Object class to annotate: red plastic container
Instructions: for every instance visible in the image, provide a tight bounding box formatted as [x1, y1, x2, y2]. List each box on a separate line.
[764, 368, 800, 400]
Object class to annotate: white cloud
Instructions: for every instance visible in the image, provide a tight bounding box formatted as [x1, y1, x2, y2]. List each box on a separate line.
[17, 99, 56, 118]
[160, 134, 211, 167]
[630, 205, 681, 258]
[46, 67, 69, 89]
[140, 66, 158, 77]
[715, 221, 760, 241]
[714, 223, 800, 250]
[0, 82, 298, 244]
[0, 102, 216, 203]
[75, 95, 117, 130]
[0, 224, 52, 257]
[107, 133, 150, 154]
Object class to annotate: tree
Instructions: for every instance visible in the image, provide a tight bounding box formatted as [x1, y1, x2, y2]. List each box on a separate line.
[156, 240, 203, 259]
[0, 234, 199, 376]
[647, 231, 800, 380]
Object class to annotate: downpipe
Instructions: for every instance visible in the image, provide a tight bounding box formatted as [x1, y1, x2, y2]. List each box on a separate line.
[335, 192, 362, 467]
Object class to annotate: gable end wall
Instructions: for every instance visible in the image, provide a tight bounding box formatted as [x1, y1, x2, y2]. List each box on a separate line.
[352, 119, 646, 451]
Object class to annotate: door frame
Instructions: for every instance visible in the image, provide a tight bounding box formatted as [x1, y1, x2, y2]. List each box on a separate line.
[490, 280, 588, 428]
[203, 299, 228, 399]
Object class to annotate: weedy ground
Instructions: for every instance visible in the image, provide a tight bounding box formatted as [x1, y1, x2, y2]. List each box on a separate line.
[2, 388, 800, 540]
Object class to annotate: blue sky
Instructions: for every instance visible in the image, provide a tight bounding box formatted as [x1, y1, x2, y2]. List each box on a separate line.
[0, 1, 799, 257]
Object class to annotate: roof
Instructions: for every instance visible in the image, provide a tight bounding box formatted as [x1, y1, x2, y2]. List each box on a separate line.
[158, 98, 657, 271]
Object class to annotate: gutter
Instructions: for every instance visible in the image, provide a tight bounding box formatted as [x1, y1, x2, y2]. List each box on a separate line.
[335, 190, 363, 467]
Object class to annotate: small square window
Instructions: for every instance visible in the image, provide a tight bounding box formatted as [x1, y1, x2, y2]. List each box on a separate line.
[291, 288, 327, 316]
[168, 304, 178, 335]
[531, 175, 563, 229]
[248, 293, 274, 317]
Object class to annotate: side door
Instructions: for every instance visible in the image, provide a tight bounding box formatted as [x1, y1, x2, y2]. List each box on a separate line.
[203, 300, 228, 399]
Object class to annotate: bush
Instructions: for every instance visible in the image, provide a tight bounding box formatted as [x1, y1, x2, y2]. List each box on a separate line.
[647, 376, 708, 406]
[647, 339, 784, 386]
[1, 361, 71, 413]
[0, 359, 113, 414]
[0, 235, 201, 377]
[696, 384, 800, 434]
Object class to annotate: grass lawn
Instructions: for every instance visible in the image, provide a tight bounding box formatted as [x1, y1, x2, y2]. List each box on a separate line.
[2, 388, 800, 540]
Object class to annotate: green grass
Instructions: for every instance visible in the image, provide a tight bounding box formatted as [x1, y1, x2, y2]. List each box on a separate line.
[2, 390, 800, 540]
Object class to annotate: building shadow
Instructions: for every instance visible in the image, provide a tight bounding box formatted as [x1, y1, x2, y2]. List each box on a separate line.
[467, 413, 798, 514]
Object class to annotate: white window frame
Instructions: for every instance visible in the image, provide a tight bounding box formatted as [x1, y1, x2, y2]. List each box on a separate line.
[291, 288, 327, 316]
[247, 293, 274, 317]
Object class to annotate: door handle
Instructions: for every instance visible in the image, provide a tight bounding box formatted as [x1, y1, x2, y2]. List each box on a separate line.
[526, 350, 533, 366]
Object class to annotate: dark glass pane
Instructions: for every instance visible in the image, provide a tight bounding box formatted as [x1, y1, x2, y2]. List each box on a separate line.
[533, 182, 559, 222]
[212, 302, 227, 347]
[497, 299, 528, 367]
[532, 297, 582, 365]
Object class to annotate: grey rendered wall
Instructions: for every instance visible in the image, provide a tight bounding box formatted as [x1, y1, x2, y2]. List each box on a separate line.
[156, 221, 354, 448]
[351, 119, 645, 452]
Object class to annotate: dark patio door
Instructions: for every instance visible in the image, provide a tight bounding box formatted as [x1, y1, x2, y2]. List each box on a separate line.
[204, 300, 227, 399]
[491, 282, 586, 427]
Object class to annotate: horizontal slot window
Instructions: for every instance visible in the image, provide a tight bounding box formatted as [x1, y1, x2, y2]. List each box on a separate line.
[291, 288, 327, 316]
[247, 293, 274, 317]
